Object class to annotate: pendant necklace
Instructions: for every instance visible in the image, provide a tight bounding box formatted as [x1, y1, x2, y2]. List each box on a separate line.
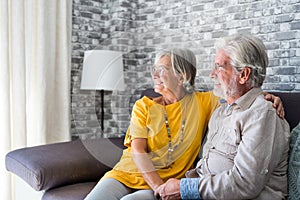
[163, 95, 188, 163]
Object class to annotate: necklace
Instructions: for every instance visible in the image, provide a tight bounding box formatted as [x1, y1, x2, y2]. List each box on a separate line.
[164, 112, 185, 152]
[162, 96, 187, 162]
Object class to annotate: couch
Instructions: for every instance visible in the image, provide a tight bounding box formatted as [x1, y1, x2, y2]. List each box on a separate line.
[5, 91, 300, 200]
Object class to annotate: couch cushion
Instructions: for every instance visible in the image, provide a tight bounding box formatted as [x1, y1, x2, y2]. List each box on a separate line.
[5, 138, 124, 191]
[288, 122, 300, 200]
[42, 182, 96, 200]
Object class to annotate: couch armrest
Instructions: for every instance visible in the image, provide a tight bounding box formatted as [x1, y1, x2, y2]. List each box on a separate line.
[5, 138, 124, 191]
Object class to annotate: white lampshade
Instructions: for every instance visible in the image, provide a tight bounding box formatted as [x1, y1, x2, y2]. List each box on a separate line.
[80, 50, 125, 90]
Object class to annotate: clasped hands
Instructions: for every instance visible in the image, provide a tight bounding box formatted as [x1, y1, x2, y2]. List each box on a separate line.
[154, 178, 181, 200]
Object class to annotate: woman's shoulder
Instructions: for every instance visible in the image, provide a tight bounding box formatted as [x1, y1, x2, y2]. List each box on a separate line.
[134, 96, 160, 109]
[194, 90, 215, 99]
[194, 91, 220, 107]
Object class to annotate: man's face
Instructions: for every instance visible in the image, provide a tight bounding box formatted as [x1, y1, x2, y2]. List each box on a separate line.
[152, 55, 181, 95]
[210, 49, 240, 101]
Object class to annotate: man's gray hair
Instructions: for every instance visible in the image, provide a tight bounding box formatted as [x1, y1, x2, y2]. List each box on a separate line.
[215, 34, 268, 87]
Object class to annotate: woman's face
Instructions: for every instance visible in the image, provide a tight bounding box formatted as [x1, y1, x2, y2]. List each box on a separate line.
[152, 55, 182, 96]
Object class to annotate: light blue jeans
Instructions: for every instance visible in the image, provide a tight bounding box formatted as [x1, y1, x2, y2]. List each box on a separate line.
[84, 178, 156, 200]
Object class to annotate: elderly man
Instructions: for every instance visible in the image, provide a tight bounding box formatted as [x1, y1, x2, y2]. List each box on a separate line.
[155, 34, 290, 200]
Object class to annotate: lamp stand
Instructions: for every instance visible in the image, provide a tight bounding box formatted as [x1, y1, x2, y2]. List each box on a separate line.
[100, 89, 104, 132]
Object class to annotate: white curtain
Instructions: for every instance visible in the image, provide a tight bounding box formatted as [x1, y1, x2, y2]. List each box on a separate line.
[0, 0, 72, 199]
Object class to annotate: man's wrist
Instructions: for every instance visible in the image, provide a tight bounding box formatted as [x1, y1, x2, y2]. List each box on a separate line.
[180, 178, 201, 199]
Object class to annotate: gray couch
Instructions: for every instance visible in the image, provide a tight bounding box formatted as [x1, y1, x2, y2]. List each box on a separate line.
[5, 91, 300, 200]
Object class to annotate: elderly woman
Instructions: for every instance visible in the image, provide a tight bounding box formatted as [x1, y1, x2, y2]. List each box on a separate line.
[85, 48, 282, 200]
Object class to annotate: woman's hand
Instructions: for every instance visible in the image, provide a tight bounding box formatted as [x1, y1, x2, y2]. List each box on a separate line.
[263, 92, 285, 119]
[155, 178, 181, 200]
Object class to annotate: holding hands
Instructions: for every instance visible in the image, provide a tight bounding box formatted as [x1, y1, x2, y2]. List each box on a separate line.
[155, 178, 181, 200]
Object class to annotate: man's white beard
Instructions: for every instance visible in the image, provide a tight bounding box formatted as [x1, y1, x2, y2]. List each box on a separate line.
[213, 75, 240, 100]
[212, 86, 225, 99]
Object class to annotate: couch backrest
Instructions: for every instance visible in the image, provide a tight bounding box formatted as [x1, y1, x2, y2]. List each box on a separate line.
[272, 92, 300, 130]
[140, 89, 299, 130]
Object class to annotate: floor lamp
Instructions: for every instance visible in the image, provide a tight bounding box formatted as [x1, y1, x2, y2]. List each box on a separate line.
[80, 50, 124, 132]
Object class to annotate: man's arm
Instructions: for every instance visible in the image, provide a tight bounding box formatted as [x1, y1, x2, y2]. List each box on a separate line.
[197, 109, 288, 199]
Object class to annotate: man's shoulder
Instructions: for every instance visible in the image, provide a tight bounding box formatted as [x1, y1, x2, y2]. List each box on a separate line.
[250, 94, 290, 131]
[251, 94, 275, 111]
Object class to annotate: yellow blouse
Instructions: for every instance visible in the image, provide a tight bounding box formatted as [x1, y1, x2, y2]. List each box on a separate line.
[102, 91, 219, 189]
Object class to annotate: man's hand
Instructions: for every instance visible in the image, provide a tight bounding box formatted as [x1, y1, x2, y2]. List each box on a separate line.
[264, 93, 285, 119]
[155, 178, 181, 200]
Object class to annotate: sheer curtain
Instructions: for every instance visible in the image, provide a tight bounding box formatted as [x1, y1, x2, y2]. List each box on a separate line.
[0, 0, 72, 199]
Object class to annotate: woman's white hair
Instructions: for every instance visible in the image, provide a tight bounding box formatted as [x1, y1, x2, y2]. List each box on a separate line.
[155, 48, 197, 93]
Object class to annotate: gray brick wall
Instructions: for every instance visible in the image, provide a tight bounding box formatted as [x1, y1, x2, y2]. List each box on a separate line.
[71, 0, 300, 139]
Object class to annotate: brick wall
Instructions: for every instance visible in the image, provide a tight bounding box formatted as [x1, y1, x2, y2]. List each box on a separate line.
[71, 0, 300, 139]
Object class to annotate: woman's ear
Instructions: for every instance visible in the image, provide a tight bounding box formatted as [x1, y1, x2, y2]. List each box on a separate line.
[178, 75, 184, 86]
[239, 67, 251, 84]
